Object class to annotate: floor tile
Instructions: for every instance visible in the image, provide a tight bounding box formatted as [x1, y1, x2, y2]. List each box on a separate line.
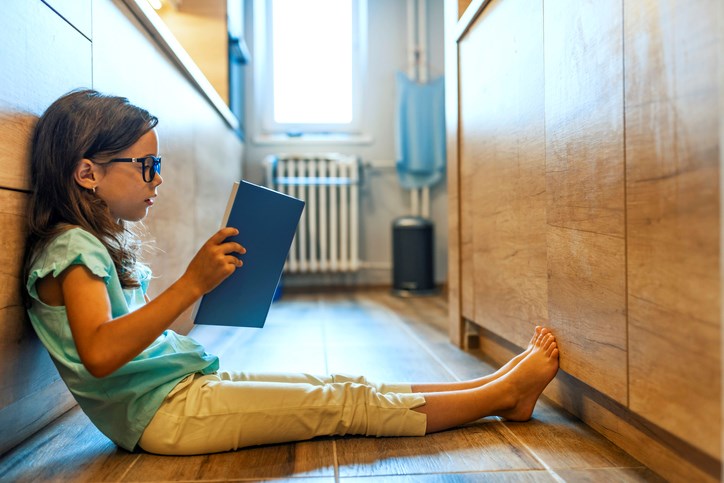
[336, 422, 543, 477]
[498, 401, 643, 470]
[121, 439, 335, 481]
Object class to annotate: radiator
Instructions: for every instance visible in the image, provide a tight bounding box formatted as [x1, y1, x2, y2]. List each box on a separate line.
[264, 154, 360, 273]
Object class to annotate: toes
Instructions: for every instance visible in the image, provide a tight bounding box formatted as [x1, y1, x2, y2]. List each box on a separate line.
[549, 347, 559, 360]
[538, 332, 556, 350]
[529, 326, 542, 347]
[545, 340, 558, 356]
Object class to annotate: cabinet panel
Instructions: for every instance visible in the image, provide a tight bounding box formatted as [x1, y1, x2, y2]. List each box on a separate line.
[625, 0, 720, 458]
[544, 0, 627, 403]
[458, 0, 547, 348]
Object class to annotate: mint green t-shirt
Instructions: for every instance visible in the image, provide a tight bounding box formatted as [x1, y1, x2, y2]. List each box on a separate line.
[26, 228, 219, 451]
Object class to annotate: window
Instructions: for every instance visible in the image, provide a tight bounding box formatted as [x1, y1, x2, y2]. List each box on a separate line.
[254, 0, 367, 135]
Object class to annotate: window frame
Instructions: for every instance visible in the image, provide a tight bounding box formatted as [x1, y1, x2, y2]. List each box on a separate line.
[253, 0, 367, 136]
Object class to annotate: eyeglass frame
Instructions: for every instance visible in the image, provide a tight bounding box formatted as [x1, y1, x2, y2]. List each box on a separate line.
[90, 156, 162, 183]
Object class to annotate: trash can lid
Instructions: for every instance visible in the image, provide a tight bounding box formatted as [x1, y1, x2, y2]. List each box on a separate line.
[393, 216, 433, 228]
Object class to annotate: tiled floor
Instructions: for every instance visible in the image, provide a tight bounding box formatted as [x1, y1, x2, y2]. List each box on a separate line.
[0, 290, 664, 482]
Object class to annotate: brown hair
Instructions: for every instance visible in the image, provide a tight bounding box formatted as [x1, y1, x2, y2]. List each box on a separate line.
[23, 89, 159, 299]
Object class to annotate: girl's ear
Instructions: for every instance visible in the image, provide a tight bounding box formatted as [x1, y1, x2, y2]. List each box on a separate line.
[74, 158, 98, 191]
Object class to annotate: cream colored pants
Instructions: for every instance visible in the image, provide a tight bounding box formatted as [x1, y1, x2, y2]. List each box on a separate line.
[138, 371, 427, 455]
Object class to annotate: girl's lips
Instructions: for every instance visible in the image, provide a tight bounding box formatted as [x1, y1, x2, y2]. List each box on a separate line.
[145, 198, 155, 206]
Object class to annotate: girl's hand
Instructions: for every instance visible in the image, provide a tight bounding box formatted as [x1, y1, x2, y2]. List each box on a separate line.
[182, 227, 247, 297]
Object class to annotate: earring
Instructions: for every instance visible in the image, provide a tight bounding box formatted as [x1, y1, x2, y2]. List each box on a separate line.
[89, 186, 96, 194]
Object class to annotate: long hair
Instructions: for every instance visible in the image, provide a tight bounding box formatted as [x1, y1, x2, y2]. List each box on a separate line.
[23, 89, 159, 300]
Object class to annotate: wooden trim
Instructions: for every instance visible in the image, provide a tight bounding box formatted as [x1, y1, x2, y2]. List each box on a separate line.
[444, 0, 463, 347]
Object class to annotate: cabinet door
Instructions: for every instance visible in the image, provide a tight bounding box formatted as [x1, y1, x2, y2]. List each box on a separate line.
[458, 0, 547, 348]
[544, 0, 627, 403]
[625, 0, 720, 458]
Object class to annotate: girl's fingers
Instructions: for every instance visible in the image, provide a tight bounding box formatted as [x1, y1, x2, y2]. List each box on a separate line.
[225, 255, 243, 268]
[210, 226, 239, 244]
[221, 242, 246, 255]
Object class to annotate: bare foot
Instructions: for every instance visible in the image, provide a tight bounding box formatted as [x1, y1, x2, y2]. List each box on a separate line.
[484, 326, 547, 383]
[497, 330, 559, 422]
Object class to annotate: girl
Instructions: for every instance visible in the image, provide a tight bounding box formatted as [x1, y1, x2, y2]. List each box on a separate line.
[23, 89, 559, 455]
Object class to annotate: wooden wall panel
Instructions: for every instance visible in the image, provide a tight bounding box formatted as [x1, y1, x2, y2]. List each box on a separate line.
[0, 189, 77, 455]
[625, 0, 720, 458]
[458, 0, 547, 349]
[544, 1, 627, 403]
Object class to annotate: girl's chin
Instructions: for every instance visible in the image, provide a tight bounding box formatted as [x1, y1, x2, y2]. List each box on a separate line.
[112, 209, 149, 223]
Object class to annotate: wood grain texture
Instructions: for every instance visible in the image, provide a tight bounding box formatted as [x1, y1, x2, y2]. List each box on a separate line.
[456, 0, 478, 323]
[444, 0, 463, 346]
[0, 193, 77, 451]
[0, 407, 135, 482]
[0, 0, 92, 192]
[124, 441, 335, 481]
[624, 0, 720, 458]
[543, 0, 627, 404]
[500, 403, 641, 471]
[458, 0, 547, 349]
[335, 423, 543, 477]
[0, 189, 76, 455]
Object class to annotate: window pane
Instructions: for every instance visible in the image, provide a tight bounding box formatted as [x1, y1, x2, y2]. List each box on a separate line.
[272, 0, 354, 125]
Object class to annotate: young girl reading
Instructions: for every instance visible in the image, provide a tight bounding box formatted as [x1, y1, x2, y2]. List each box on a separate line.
[23, 89, 559, 455]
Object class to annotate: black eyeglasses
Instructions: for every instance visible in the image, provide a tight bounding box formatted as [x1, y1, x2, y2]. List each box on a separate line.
[92, 156, 162, 183]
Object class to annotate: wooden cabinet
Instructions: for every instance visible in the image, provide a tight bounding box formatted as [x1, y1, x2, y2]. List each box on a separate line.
[447, 0, 721, 473]
[461, 0, 548, 352]
[544, 0, 627, 404]
[624, 0, 720, 458]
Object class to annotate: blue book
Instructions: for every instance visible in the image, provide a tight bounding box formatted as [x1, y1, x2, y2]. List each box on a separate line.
[193, 180, 304, 327]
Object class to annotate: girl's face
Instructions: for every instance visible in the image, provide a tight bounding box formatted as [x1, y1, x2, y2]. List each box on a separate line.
[93, 129, 163, 222]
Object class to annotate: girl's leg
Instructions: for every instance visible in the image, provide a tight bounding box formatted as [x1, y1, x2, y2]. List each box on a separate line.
[414, 331, 559, 433]
[410, 326, 547, 393]
[216, 372, 415, 395]
[139, 373, 427, 455]
[211, 326, 547, 396]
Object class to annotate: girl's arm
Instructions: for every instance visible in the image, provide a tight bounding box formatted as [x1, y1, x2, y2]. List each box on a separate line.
[61, 227, 245, 378]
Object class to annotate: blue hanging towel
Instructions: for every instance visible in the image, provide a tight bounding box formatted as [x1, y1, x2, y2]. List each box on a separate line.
[395, 72, 446, 189]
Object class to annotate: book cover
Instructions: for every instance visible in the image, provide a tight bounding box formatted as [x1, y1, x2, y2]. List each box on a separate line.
[193, 180, 305, 327]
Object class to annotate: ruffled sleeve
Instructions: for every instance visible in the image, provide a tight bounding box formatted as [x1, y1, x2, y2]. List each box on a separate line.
[27, 228, 114, 302]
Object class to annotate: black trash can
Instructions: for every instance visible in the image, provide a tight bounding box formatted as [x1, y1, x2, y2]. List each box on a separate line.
[392, 216, 438, 297]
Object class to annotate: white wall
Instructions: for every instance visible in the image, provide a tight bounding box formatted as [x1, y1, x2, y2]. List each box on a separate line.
[242, 0, 447, 288]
